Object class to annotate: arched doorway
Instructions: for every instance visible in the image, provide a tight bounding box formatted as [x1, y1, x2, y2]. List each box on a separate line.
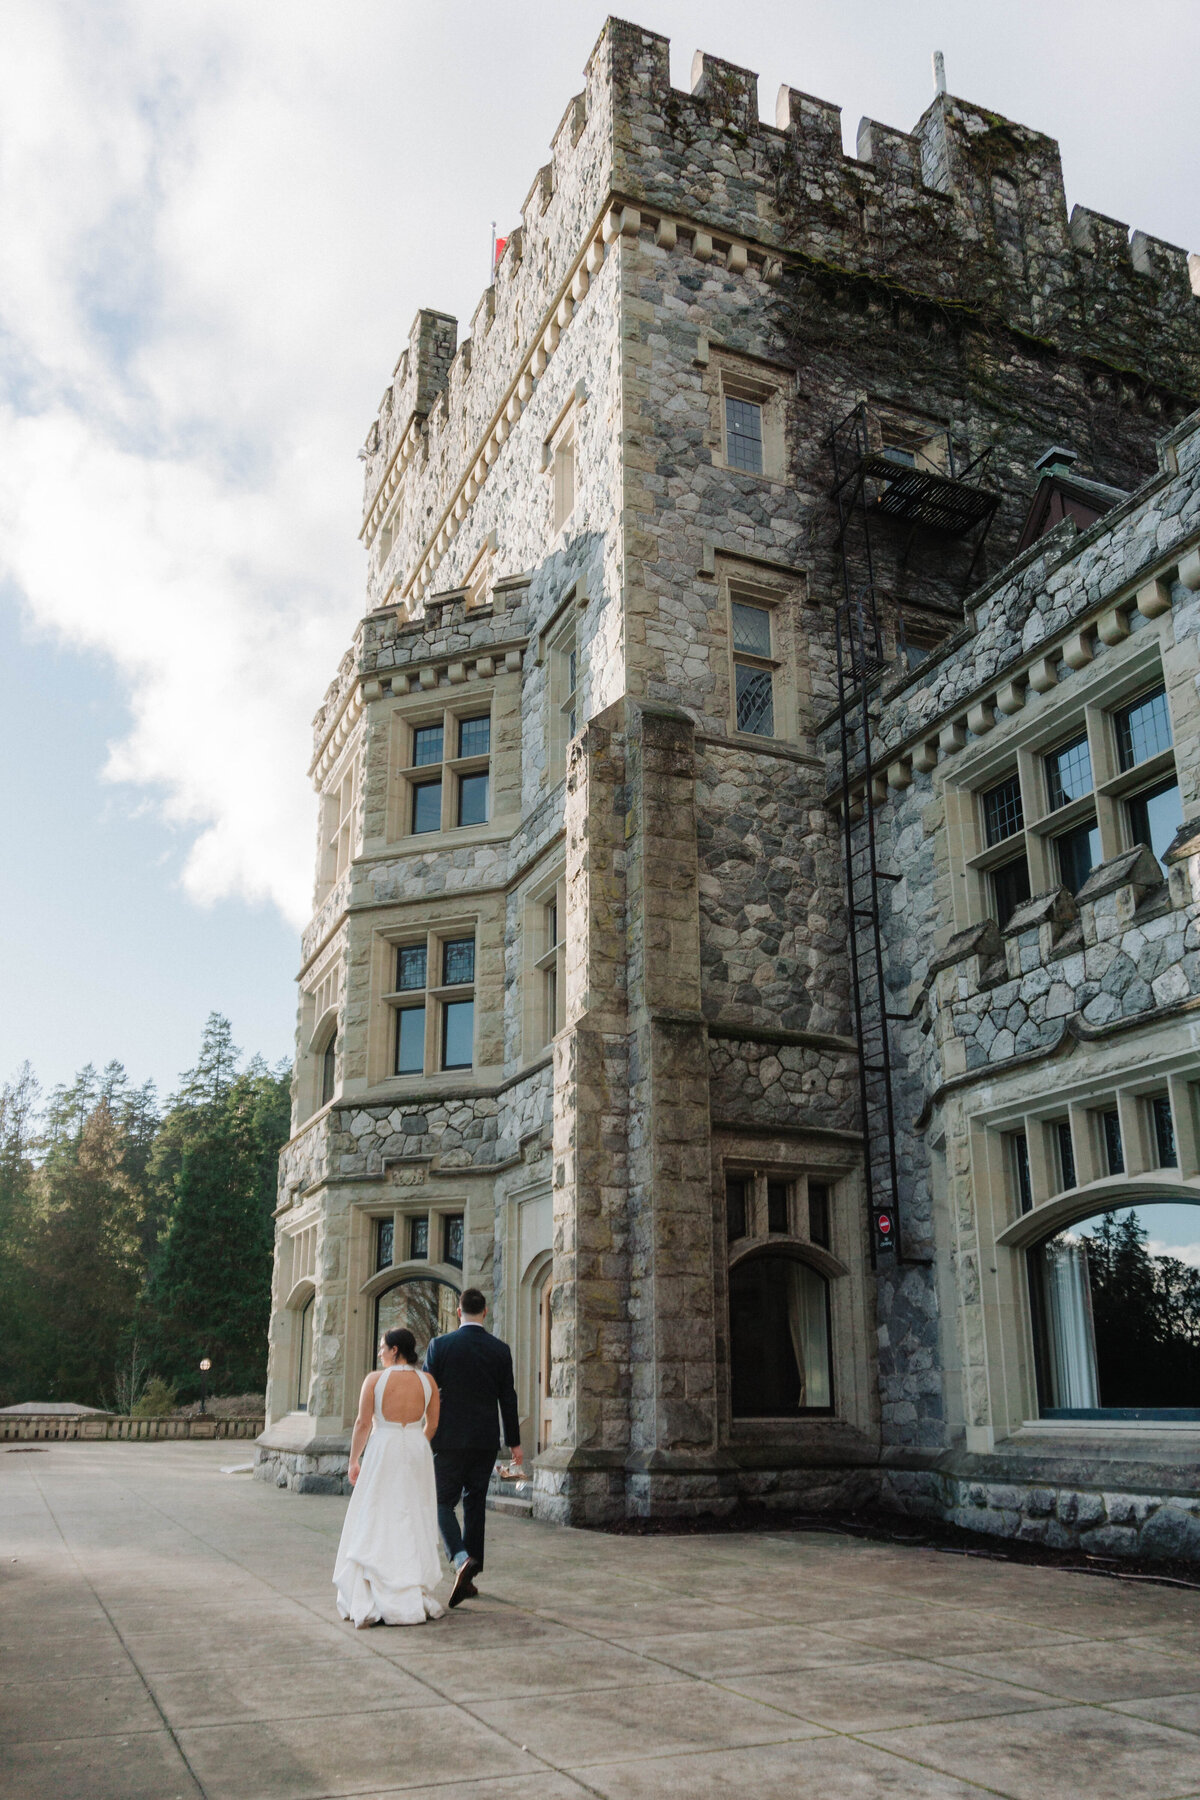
[729, 1250, 833, 1417]
[373, 1276, 460, 1365]
[1028, 1198, 1200, 1419]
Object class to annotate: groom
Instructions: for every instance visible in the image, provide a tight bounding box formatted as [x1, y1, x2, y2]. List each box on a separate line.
[424, 1287, 522, 1607]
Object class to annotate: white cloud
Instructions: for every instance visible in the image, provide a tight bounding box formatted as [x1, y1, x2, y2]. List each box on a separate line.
[1147, 1239, 1200, 1271]
[1, 0, 1196, 939]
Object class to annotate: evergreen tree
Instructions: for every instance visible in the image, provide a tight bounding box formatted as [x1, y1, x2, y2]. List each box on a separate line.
[0, 1066, 42, 1406]
[33, 1100, 143, 1404]
[141, 1091, 275, 1398]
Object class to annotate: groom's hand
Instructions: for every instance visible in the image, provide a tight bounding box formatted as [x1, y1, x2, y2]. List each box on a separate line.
[511, 1446, 523, 1467]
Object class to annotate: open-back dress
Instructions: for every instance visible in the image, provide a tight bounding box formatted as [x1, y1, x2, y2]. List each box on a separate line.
[333, 1365, 444, 1626]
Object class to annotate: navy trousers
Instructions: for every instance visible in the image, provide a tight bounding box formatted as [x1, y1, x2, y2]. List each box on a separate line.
[433, 1446, 496, 1569]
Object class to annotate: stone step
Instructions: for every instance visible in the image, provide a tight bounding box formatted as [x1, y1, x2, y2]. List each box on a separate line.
[487, 1493, 533, 1516]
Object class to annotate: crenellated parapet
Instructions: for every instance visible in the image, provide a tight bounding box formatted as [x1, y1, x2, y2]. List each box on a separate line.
[357, 17, 1199, 635]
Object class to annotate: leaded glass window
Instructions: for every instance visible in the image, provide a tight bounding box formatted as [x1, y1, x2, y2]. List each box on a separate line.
[443, 938, 475, 986]
[1045, 735, 1093, 811]
[458, 715, 490, 758]
[736, 664, 775, 736]
[1116, 687, 1172, 771]
[725, 396, 763, 473]
[983, 775, 1024, 846]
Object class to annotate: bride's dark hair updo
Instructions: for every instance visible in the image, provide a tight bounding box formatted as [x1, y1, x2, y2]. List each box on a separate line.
[383, 1326, 418, 1365]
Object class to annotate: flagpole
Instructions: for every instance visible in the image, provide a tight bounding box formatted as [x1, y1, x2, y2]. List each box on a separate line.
[490, 220, 496, 283]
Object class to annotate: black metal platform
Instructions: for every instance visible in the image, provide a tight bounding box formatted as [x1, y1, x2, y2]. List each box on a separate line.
[859, 452, 999, 535]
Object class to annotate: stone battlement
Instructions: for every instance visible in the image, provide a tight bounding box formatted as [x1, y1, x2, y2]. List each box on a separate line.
[358, 18, 1199, 623]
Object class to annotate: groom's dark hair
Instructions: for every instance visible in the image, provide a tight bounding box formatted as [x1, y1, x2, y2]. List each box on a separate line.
[460, 1288, 487, 1317]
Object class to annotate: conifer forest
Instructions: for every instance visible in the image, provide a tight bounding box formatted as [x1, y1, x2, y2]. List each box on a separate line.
[0, 1015, 291, 1410]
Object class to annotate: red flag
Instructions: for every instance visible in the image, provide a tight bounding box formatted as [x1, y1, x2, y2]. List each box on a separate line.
[493, 235, 508, 269]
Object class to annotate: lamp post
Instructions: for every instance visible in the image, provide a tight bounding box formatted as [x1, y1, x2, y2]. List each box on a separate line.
[199, 1358, 211, 1417]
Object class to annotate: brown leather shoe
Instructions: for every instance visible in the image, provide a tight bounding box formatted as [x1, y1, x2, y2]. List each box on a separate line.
[449, 1557, 481, 1607]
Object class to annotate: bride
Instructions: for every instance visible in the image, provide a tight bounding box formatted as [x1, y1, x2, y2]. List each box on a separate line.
[333, 1326, 445, 1626]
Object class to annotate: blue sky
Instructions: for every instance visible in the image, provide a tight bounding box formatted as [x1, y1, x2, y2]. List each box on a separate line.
[2, 0, 1198, 1103]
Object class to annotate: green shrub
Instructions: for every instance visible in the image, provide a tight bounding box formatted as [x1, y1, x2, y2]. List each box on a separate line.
[131, 1376, 178, 1417]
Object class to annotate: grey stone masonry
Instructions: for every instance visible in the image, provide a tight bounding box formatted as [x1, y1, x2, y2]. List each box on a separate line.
[263, 19, 1200, 1552]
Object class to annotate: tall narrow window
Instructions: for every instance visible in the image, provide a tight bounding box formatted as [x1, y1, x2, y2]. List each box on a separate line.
[807, 1182, 831, 1249]
[725, 1177, 748, 1243]
[441, 937, 475, 1070]
[296, 1295, 314, 1411]
[409, 1215, 430, 1259]
[1102, 1110, 1124, 1176]
[376, 1218, 395, 1272]
[456, 714, 490, 827]
[321, 1033, 337, 1107]
[549, 620, 579, 771]
[535, 886, 565, 1048]
[725, 396, 764, 473]
[322, 762, 357, 890]
[443, 1213, 465, 1269]
[1056, 1121, 1077, 1192]
[553, 429, 575, 531]
[732, 600, 775, 737]
[1010, 1134, 1033, 1213]
[1152, 1096, 1177, 1169]
[767, 1181, 790, 1234]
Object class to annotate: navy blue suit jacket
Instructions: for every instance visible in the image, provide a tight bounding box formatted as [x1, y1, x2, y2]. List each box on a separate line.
[424, 1324, 520, 1452]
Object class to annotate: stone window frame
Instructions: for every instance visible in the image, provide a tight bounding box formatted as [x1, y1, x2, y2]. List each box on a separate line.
[866, 400, 954, 477]
[385, 688, 506, 847]
[722, 1162, 850, 1423]
[368, 1200, 467, 1281]
[521, 863, 566, 1060]
[967, 1067, 1200, 1441]
[299, 951, 341, 1122]
[718, 566, 803, 749]
[945, 641, 1179, 933]
[377, 666, 521, 856]
[361, 891, 505, 1092]
[543, 382, 586, 538]
[538, 576, 588, 782]
[382, 924, 478, 1080]
[349, 1197, 471, 1382]
[316, 748, 358, 903]
[709, 350, 789, 483]
[985, 1072, 1199, 1221]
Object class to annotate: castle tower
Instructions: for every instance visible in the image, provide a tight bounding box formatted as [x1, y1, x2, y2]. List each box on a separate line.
[256, 20, 1200, 1533]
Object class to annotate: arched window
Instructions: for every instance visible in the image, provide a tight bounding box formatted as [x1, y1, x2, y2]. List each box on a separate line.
[374, 1276, 460, 1365]
[1029, 1201, 1200, 1419]
[321, 1033, 338, 1107]
[729, 1253, 832, 1417]
[296, 1294, 314, 1412]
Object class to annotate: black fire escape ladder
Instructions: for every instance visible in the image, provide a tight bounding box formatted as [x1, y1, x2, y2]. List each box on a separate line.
[829, 404, 909, 1266]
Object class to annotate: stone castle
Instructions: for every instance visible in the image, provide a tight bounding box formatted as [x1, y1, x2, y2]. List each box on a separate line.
[256, 19, 1200, 1555]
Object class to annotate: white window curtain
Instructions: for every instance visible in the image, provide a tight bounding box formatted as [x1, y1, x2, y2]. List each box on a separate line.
[1043, 1238, 1100, 1409]
[786, 1260, 831, 1409]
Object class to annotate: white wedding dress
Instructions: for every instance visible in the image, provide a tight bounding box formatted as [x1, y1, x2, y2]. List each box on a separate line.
[333, 1365, 445, 1626]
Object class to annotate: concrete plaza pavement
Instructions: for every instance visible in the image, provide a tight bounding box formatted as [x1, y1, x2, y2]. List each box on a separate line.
[2, 1441, 1199, 1800]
